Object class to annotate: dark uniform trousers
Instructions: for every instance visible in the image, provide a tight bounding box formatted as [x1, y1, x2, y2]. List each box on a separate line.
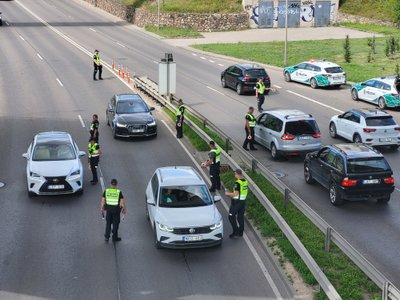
[90, 131, 99, 143]
[209, 163, 221, 192]
[105, 207, 121, 240]
[176, 118, 183, 138]
[257, 94, 265, 112]
[243, 127, 256, 149]
[89, 156, 99, 182]
[93, 64, 103, 80]
[229, 200, 246, 236]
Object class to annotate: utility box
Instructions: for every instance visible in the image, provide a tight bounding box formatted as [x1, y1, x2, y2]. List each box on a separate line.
[158, 53, 176, 96]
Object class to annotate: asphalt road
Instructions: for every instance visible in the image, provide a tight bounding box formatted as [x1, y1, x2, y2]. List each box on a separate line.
[0, 1, 294, 299]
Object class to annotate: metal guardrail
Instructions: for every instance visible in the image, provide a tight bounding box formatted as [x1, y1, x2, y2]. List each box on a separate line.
[133, 75, 400, 300]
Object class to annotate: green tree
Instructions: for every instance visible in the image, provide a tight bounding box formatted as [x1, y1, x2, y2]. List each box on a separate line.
[394, 0, 400, 26]
[396, 64, 400, 75]
[343, 35, 351, 63]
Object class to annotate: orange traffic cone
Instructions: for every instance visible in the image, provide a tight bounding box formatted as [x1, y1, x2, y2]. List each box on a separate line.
[112, 60, 115, 71]
[118, 64, 121, 76]
[127, 68, 130, 83]
[121, 65, 125, 79]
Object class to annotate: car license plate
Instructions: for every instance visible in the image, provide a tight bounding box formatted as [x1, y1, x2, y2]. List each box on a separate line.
[130, 128, 144, 133]
[183, 235, 202, 242]
[48, 185, 64, 189]
[298, 136, 312, 140]
[332, 76, 341, 80]
[379, 138, 392, 142]
[363, 179, 379, 184]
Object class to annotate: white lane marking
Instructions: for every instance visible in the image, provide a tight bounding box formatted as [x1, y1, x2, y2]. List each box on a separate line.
[159, 121, 283, 299]
[56, 78, 63, 87]
[153, 60, 158, 64]
[19, 35, 25, 41]
[396, 188, 400, 193]
[36, 53, 43, 60]
[192, 53, 197, 56]
[287, 90, 344, 114]
[78, 115, 85, 128]
[207, 86, 225, 96]
[209, 60, 215, 63]
[218, 63, 224, 67]
[274, 85, 282, 89]
[116, 42, 126, 48]
[89, 28, 96, 32]
[5, 21, 9, 26]
[98, 166, 105, 192]
[200, 56, 206, 60]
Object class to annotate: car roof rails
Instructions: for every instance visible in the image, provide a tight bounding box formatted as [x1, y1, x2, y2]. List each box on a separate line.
[284, 113, 313, 119]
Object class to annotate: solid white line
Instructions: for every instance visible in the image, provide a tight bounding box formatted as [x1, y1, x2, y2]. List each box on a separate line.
[218, 63, 224, 67]
[153, 60, 158, 64]
[274, 85, 282, 89]
[200, 57, 206, 60]
[5, 21, 9, 26]
[78, 115, 85, 128]
[395, 188, 400, 193]
[209, 60, 215, 63]
[160, 119, 283, 299]
[287, 90, 344, 114]
[56, 78, 63, 87]
[117, 42, 125, 48]
[192, 53, 197, 56]
[36, 53, 43, 60]
[89, 28, 96, 32]
[19, 35, 25, 41]
[98, 166, 105, 192]
[206, 86, 225, 96]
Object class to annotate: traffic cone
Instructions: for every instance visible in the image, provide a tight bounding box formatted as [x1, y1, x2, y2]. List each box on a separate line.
[112, 60, 114, 71]
[127, 68, 130, 83]
[122, 65, 125, 79]
[118, 64, 121, 76]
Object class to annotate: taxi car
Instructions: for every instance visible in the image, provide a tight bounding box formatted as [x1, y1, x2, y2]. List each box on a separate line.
[283, 60, 346, 89]
[350, 75, 400, 109]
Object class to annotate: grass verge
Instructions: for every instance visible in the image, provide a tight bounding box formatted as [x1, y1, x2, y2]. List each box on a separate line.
[338, 22, 400, 35]
[145, 25, 202, 38]
[141, 0, 243, 13]
[339, 0, 396, 23]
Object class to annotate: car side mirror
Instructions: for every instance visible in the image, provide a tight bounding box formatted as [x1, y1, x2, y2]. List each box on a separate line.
[78, 151, 86, 158]
[108, 109, 114, 113]
[361, 82, 366, 86]
[22, 153, 29, 159]
[146, 197, 155, 206]
[150, 107, 155, 111]
[338, 114, 343, 119]
[213, 195, 221, 203]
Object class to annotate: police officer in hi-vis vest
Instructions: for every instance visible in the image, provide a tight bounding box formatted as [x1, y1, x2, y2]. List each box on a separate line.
[93, 49, 103, 80]
[175, 99, 185, 139]
[100, 179, 127, 242]
[89, 114, 99, 143]
[201, 141, 221, 192]
[242, 106, 257, 151]
[225, 169, 249, 239]
[88, 137, 101, 185]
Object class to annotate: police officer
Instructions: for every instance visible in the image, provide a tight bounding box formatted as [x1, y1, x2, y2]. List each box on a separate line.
[242, 106, 257, 151]
[93, 49, 103, 80]
[90, 114, 99, 142]
[88, 137, 101, 185]
[225, 169, 248, 238]
[255, 77, 266, 112]
[100, 179, 127, 242]
[175, 99, 185, 139]
[201, 141, 221, 192]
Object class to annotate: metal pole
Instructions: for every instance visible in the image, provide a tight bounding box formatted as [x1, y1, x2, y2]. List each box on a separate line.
[284, 0, 288, 66]
[157, 0, 160, 30]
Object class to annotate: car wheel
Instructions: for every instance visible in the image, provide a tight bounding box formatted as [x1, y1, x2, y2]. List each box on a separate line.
[221, 76, 227, 88]
[351, 89, 359, 100]
[310, 78, 318, 89]
[154, 223, 161, 249]
[145, 202, 150, 221]
[106, 113, 110, 126]
[112, 126, 117, 139]
[377, 196, 390, 204]
[284, 71, 291, 82]
[329, 122, 337, 138]
[271, 143, 279, 160]
[353, 133, 362, 143]
[304, 163, 315, 184]
[28, 190, 36, 197]
[378, 97, 387, 109]
[390, 145, 399, 150]
[329, 182, 343, 206]
[236, 83, 243, 95]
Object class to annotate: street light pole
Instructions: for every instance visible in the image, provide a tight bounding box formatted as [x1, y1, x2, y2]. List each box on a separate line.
[157, 0, 160, 30]
[284, 0, 288, 66]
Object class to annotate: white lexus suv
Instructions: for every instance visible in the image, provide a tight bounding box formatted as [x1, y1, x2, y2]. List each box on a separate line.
[145, 166, 223, 249]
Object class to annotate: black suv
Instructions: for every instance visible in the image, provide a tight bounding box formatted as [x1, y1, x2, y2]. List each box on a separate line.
[304, 144, 394, 206]
[221, 63, 271, 95]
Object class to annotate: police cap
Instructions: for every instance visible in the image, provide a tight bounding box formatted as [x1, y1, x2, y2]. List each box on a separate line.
[111, 178, 118, 185]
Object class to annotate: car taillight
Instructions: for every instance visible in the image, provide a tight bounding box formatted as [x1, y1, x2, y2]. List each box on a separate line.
[243, 76, 250, 81]
[281, 133, 296, 140]
[395, 127, 400, 131]
[363, 128, 376, 133]
[341, 178, 357, 187]
[391, 93, 398, 97]
[384, 177, 394, 184]
[322, 74, 331, 77]
[312, 132, 321, 138]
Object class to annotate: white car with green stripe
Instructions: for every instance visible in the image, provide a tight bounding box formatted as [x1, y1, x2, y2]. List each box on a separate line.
[351, 75, 400, 109]
[283, 60, 346, 89]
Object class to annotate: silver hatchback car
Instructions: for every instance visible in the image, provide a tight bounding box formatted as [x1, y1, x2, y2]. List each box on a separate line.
[254, 109, 322, 159]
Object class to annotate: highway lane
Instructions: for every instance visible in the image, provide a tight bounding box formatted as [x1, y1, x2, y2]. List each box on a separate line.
[0, 2, 294, 299]
[14, 0, 400, 286]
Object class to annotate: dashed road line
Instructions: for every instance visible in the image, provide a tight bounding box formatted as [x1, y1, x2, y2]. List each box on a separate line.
[396, 188, 400, 193]
[153, 60, 158, 64]
[192, 53, 197, 56]
[116, 42, 125, 48]
[218, 63, 224, 67]
[209, 60, 214, 63]
[19, 35, 25, 41]
[207, 86, 225, 96]
[200, 56, 206, 60]
[56, 78, 63, 87]
[274, 85, 282, 89]
[5, 21, 9, 26]
[287, 90, 344, 114]
[78, 115, 85, 128]
[89, 28, 96, 32]
[36, 53, 43, 60]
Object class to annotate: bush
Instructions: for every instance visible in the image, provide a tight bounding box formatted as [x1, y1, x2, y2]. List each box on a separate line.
[343, 35, 352, 63]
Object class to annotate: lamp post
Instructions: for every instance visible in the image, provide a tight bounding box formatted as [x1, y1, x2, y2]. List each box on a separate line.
[157, 0, 160, 30]
[283, 0, 288, 66]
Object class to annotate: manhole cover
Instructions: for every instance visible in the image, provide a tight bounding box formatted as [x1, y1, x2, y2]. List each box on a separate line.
[0, 182, 5, 188]
[272, 172, 285, 178]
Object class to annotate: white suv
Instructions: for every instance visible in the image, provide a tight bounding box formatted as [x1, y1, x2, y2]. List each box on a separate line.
[284, 60, 346, 89]
[329, 108, 400, 149]
[145, 166, 223, 249]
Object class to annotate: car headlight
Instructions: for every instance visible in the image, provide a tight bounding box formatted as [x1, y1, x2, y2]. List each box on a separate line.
[210, 220, 223, 231]
[30, 172, 40, 177]
[158, 223, 174, 232]
[70, 169, 80, 176]
[116, 121, 126, 127]
[147, 118, 156, 126]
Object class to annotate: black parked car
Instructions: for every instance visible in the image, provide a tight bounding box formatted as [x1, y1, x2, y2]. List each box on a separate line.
[106, 93, 157, 139]
[221, 63, 271, 95]
[304, 144, 394, 206]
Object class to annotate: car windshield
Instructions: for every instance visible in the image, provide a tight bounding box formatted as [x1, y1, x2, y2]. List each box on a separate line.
[33, 143, 76, 161]
[324, 67, 344, 74]
[285, 120, 318, 135]
[116, 100, 148, 114]
[159, 185, 212, 208]
[347, 158, 390, 173]
[365, 116, 396, 126]
[245, 69, 266, 78]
